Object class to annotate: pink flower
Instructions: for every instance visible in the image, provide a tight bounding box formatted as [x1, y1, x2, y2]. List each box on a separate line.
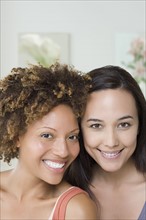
[123, 37, 146, 83]
[129, 37, 145, 57]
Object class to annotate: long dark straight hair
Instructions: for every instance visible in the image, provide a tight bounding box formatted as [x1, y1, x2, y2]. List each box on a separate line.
[65, 65, 146, 198]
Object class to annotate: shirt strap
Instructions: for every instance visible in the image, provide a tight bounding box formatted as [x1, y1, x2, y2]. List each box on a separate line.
[52, 187, 87, 220]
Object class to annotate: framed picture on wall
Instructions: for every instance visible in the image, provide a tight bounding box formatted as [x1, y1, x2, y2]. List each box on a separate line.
[115, 33, 146, 97]
[18, 32, 70, 68]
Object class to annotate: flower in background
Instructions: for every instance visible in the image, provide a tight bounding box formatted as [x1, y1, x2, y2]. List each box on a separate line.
[123, 37, 146, 83]
[19, 34, 61, 67]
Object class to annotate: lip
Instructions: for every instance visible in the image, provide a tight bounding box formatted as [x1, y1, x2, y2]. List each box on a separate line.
[98, 149, 124, 159]
[42, 159, 66, 172]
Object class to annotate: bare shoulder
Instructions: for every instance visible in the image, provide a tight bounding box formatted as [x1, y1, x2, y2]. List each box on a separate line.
[0, 170, 12, 190]
[65, 192, 99, 220]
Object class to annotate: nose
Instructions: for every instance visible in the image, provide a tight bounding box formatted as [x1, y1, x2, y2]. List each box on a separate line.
[103, 128, 119, 148]
[53, 138, 69, 158]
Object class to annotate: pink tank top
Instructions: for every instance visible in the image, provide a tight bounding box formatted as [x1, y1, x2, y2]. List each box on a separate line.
[48, 187, 87, 220]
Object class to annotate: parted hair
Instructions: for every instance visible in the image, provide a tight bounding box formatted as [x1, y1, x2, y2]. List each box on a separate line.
[0, 63, 91, 164]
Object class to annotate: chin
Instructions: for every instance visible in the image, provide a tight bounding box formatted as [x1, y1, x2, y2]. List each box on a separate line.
[100, 164, 123, 173]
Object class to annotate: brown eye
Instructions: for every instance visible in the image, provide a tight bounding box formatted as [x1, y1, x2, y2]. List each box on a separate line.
[41, 133, 53, 139]
[90, 124, 102, 129]
[118, 122, 131, 128]
[68, 134, 79, 141]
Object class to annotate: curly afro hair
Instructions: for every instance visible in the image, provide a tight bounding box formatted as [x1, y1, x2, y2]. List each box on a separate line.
[0, 63, 91, 163]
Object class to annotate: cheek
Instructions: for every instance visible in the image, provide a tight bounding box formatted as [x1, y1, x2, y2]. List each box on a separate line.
[82, 129, 99, 150]
[19, 138, 47, 157]
[84, 137, 97, 148]
[36, 141, 51, 152]
[82, 135, 98, 161]
[121, 133, 137, 150]
[71, 143, 80, 159]
[120, 127, 138, 148]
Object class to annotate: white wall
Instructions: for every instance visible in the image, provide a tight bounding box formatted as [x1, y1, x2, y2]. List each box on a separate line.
[1, 0, 145, 77]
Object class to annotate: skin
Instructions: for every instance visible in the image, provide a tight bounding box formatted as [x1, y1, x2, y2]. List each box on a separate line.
[0, 104, 98, 220]
[81, 89, 146, 219]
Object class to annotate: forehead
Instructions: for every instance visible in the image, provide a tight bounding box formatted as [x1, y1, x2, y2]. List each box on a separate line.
[85, 89, 138, 117]
[26, 104, 78, 131]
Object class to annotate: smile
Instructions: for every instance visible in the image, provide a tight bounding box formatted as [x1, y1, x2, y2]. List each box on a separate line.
[43, 160, 65, 169]
[98, 149, 124, 159]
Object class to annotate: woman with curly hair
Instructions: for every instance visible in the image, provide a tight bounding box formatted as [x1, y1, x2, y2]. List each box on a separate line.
[0, 63, 98, 220]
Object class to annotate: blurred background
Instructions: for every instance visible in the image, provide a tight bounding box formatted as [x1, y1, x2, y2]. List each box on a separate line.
[1, 1, 145, 74]
[0, 0, 145, 170]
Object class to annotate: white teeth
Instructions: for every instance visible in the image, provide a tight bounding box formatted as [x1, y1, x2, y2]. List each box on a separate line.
[101, 151, 121, 159]
[44, 160, 65, 169]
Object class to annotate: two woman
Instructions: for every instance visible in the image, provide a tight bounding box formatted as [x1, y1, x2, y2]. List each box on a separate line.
[1, 63, 145, 219]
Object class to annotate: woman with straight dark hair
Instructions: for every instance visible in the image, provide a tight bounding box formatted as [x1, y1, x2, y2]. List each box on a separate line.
[81, 65, 146, 219]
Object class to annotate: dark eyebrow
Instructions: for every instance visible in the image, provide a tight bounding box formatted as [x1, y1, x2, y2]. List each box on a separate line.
[40, 127, 56, 131]
[118, 115, 134, 121]
[39, 127, 79, 133]
[87, 119, 103, 122]
[87, 115, 134, 123]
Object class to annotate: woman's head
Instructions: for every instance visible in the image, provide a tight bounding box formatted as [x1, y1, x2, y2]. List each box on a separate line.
[16, 104, 81, 185]
[81, 65, 146, 173]
[0, 63, 91, 164]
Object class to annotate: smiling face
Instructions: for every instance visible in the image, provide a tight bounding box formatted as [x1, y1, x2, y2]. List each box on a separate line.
[18, 104, 80, 185]
[81, 89, 139, 172]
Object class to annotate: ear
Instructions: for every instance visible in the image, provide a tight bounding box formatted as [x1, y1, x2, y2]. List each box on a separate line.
[16, 137, 21, 148]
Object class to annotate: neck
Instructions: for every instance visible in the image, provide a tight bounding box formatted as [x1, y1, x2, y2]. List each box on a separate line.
[5, 164, 55, 201]
[92, 159, 143, 187]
